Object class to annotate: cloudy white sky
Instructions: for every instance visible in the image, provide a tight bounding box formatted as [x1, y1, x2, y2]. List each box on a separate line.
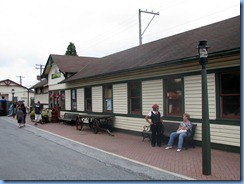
[0, 0, 240, 88]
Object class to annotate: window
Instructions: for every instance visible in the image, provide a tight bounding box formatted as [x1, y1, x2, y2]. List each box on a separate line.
[220, 71, 240, 119]
[85, 88, 92, 111]
[104, 85, 113, 112]
[71, 89, 77, 110]
[129, 81, 141, 114]
[49, 91, 53, 108]
[49, 91, 61, 109]
[60, 90, 65, 110]
[165, 78, 183, 116]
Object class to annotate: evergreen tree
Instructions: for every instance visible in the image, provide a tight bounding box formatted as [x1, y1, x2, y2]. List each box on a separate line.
[65, 42, 78, 56]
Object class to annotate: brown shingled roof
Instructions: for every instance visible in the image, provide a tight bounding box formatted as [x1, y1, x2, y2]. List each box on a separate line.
[50, 54, 99, 73]
[29, 78, 48, 89]
[64, 15, 240, 83]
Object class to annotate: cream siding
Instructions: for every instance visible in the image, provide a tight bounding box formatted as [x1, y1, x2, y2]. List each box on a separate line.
[113, 83, 128, 114]
[35, 93, 48, 106]
[210, 124, 240, 147]
[77, 88, 84, 111]
[92, 86, 103, 113]
[65, 89, 71, 110]
[184, 74, 216, 119]
[114, 116, 146, 132]
[142, 79, 163, 116]
[193, 123, 240, 147]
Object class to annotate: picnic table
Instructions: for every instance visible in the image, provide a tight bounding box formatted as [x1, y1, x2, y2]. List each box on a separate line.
[76, 114, 114, 136]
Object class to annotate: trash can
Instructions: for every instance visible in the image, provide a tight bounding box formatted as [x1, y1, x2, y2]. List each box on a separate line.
[51, 108, 58, 123]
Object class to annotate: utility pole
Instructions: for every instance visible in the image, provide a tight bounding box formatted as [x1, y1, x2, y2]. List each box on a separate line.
[36, 64, 45, 80]
[16, 76, 25, 85]
[139, 9, 159, 45]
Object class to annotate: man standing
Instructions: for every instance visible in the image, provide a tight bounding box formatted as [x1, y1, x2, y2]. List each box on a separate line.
[34, 101, 42, 125]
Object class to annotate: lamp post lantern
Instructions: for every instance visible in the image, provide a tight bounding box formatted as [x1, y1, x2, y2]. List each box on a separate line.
[197, 40, 211, 175]
[11, 89, 15, 104]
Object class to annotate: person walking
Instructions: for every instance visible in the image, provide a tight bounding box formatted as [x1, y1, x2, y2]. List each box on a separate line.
[165, 113, 192, 152]
[34, 101, 42, 125]
[20, 103, 27, 127]
[12, 102, 17, 118]
[16, 106, 23, 128]
[145, 104, 164, 147]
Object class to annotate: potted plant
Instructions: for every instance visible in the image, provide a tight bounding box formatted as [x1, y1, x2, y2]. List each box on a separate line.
[41, 109, 49, 124]
[29, 110, 35, 121]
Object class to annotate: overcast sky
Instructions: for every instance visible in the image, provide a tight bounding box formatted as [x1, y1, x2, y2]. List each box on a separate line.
[0, 0, 240, 88]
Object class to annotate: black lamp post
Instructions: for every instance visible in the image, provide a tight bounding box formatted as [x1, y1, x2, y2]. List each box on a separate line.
[197, 40, 211, 175]
[11, 89, 15, 117]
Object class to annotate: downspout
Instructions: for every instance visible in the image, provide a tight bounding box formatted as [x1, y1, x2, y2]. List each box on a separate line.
[27, 89, 29, 108]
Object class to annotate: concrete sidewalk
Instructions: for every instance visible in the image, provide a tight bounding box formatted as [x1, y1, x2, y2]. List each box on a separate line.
[22, 116, 240, 180]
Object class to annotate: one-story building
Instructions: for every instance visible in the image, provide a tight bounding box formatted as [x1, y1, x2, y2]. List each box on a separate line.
[0, 79, 34, 110]
[41, 16, 240, 152]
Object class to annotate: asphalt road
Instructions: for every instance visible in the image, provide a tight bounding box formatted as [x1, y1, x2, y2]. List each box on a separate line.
[0, 116, 186, 180]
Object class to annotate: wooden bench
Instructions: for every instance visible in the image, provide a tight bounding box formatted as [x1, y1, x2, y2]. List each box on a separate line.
[142, 122, 197, 149]
[59, 113, 79, 126]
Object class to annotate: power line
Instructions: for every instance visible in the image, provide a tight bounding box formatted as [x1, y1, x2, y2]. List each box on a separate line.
[146, 4, 239, 41]
[79, 0, 238, 56]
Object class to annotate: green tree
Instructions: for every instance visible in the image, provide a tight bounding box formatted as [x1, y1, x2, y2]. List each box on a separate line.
[65, 42, 78, 56]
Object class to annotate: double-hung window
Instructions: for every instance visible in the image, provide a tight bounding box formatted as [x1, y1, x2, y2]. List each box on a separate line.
[85, 88, 92, 112]
[220, 71, 240, 119]
[129, 81, 141, 114]
[165, 78, 183, 116]
[71, 89, 77, 110]
[60, 90, 65, 110]
[104, 85, 113, 112]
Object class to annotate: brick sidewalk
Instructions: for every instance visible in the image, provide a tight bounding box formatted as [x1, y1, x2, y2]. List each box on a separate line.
[24, 116, 240, 180]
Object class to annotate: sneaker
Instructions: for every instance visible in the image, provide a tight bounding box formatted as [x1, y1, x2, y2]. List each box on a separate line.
[177, 149, 181, 152]
[165, 146, 172, 150]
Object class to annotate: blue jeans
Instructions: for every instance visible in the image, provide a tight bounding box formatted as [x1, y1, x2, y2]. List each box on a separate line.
[167, 132, 188, 149]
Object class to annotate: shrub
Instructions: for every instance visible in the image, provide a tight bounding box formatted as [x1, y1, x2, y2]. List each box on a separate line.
[30, 110, 35, 120]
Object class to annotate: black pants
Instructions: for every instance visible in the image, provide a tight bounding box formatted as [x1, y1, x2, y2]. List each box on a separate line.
[151, 123, 163, 146]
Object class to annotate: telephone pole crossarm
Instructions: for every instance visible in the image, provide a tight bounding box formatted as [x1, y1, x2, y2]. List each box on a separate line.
[139, 9, 159, 15]
[36, 64, 45, 80]
[139, 9, 159, 45]
[16, 76, 25, 85]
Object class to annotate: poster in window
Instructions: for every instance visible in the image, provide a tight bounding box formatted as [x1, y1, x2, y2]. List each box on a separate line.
[72, 90, 76, 100]
[106, 99, 112, 111]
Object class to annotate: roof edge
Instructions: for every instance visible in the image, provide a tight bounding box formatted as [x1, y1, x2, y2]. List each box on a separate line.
[61, 48, 239, 84]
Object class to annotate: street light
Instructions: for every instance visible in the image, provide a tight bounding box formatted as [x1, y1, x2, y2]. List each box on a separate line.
[11, 89, 15, 117]
[197, 40, 211, 175]
[11, 89, 15, 102]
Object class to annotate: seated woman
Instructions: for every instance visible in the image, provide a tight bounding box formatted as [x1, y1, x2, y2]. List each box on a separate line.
[165, 113, 192, 152]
